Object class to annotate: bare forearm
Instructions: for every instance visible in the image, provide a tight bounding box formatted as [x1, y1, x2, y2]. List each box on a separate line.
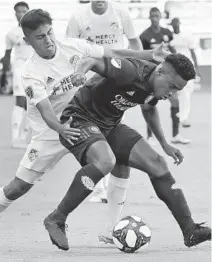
[2, 50, 11, 71]
[41, 111, 63, 135]
[190, 50, 198, 67]
[74, 57, 96, 75]
[129, 38, 143, 50]
[104, 48, 153, 60]
[142, 107, 168, 147]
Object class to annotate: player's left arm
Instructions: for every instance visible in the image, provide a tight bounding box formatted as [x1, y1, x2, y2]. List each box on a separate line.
[141, 103, 183, 165]
[187, 36, 200, 77]
[120, 7, 143, 50]
[104, 42, 168, 62]
[72, 57, 137, 87]
[167, 30, 177, 54]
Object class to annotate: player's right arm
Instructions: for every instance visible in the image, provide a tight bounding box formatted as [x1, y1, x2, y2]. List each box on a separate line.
[66, 14, 80, 38]
[2, 32, 14, 72]
[36, 99, 80, 145]
[141, 103, 183, 165]
[23, 77, 80, 145]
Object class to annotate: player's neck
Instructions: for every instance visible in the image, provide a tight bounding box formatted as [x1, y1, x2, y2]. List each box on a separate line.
[91, 4, 108, 15]
[150, 25, 161, 33]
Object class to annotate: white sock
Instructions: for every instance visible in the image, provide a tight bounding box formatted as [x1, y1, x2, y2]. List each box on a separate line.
[0, 187, 13, 213]
[11, 105, 25, 143]
[107, 175, 130, 233]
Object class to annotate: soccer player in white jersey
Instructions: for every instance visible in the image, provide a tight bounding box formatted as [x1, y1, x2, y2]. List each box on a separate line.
[66, 0, 142, 50]
[0, 9, 166, 247]
[66, 0, 142, 204]
[170, 18, 200, 127]
[2, 2, 32, 148]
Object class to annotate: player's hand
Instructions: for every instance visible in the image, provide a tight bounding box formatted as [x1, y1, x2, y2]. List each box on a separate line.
[71, 73, 86, 87]
[59, 117, 81, 146]
[162, 143, 184, 165]
[152, 42, 170, 62]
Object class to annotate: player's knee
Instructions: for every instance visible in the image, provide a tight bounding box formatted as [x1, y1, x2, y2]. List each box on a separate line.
[154, 155, 168, 177]
[93, 153, 116, 175]
[148, 154, 169, 177]
[4, 177, 33, 201]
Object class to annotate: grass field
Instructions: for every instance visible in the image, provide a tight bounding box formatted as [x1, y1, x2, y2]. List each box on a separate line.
[0, 89, 211, 262]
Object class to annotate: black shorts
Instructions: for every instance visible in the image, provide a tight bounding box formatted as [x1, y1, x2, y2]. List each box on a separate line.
[60, 117, 142, 166]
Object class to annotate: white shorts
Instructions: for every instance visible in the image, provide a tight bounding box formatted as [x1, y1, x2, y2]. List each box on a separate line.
[19, 139, 69, 173]
[12, 61, 25, 97]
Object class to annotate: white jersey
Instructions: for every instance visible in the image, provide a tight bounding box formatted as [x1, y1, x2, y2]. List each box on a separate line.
[6, 25, 32, 64]
[22, 38, 104, 141]
[66, 2, 137, 49]
[172, 32, 195, 63]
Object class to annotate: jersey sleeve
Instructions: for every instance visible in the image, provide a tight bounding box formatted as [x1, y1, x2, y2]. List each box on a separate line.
[22, 76, 48, 106]
[66, 15, 80, 38]
[77, 39, 104, 58]
[5, 31, 14, 50]
[120, 7, 137, 39]
[103, 57, 138, 85]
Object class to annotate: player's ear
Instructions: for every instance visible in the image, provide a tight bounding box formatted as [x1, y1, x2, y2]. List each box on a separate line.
[157, 67, 164, 75]
[23, 37, 30, 45]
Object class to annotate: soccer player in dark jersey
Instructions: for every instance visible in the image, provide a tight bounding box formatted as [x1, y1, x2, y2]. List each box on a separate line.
[140, 7, 190, 145]
[44, 54, 211, 250]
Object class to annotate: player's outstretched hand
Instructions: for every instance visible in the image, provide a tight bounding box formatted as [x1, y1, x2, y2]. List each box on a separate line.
[152, 42, 170, 62]
[60, 117, 81, 146]
[162, 143, 184, 165]
[71, 73, 86, 87]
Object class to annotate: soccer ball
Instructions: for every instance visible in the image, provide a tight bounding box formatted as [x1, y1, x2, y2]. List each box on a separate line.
[112, 216, 151, 253]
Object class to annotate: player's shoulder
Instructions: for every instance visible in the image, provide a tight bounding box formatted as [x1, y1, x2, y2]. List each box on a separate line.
[22, 52, 43, 80]
[140, 27, 152, 37]
[161, 27, 173, 35]
[111, 2, 129, 14]
[57, 37, 88, 51]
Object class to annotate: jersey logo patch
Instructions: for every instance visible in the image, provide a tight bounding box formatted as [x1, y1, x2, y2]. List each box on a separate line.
[46, 76, 55, 85]
[89, 126, 100, 134]
[126, 91, 135, 96]
[81, 176, 95, 191]
[150, 38, 156, 43]
[110, 22, 119, 32]
[69, 55, 80, 68]
[163, 35, 169, 42]
[25, 86, 34, 99]
[144, 94, 154, 104]
[28, 148, 39, 162]
[111, 58, 121, 69]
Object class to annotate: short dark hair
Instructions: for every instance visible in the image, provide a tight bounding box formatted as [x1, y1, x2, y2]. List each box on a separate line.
[20, 9, 52, 35]
[165, 53, 196, 81]
[149, 7, 160, 15]
[14, 1, 29, 11]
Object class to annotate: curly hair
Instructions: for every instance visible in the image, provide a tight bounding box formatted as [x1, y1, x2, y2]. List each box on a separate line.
[165, 53, 196, 81]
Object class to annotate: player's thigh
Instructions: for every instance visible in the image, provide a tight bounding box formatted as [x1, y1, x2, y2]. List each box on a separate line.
[129, 138, 169, 178]
[107, 124, 142, 165]
[60, 118, 115, 171]
[85, 140, 116, 174]
[19, 139, 69, 182]
[111, 163, 130, 179]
